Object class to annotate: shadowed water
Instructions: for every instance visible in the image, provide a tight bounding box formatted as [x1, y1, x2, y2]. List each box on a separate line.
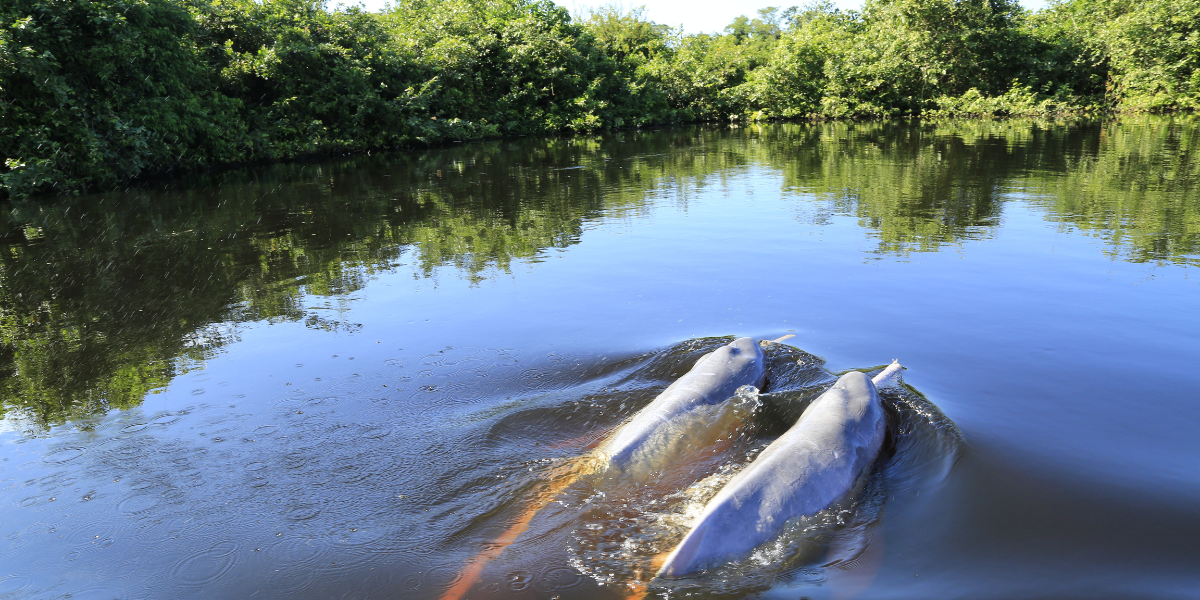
[1, 116, 1198, 599]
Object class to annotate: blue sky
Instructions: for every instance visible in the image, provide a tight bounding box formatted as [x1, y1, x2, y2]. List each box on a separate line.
[345, 0, 1051, 34]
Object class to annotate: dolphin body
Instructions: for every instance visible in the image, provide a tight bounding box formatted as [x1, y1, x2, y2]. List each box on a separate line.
[657, 370, 888, 576]
[596, 337, 766, 477]
[436, 337, 768, 600]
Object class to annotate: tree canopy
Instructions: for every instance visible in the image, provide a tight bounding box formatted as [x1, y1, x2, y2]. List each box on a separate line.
[1, 0, 1197, 198]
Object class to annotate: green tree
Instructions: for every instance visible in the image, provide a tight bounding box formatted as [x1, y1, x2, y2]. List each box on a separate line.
[740, 2, 849, 117]
[192, 0, 430, 157]
[0, 0, 243, 197]
[1098, 0, 1200, 110]
[818, 0, 1031, 116]
[725, 7, 785, 43]
[384, 0, 666, 132]
[581, 4, 671, 62]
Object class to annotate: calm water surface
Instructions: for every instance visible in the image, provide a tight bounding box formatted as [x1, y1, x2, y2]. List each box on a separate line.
[1, 117, 1198, 600]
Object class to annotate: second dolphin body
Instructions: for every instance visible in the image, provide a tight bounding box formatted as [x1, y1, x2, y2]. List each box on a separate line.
[596, 336, 766, 479]
[656, 368, 890, 576]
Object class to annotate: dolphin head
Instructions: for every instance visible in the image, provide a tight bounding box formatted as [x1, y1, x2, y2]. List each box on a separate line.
[694, 337, 766, 401]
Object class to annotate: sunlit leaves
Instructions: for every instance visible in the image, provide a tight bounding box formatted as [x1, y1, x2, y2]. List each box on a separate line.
[2, 0, 1197, 198]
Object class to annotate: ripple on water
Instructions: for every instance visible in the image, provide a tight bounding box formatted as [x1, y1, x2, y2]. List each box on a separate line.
[281, 450, 314, 470]
[285, 503, 321, 522]
[266, 535, 328, 564]
[176, 468, 205, 488]
[271, 396, 304, 411]
[120, 422, 151, 434]
[493, 352, 520, 367]
[534, 566, 584, 593]
[359, 424, 393, 440]
[128, 478, 156, 492]
[505, 570, 533, 592]
[400, 573, 422, 591]
[64, 519, 125, 553]
[150, 412, 186, 427]
[263, 537, 330, 595]
[328, 523, 408, 555]
[170, 540, 240, 588]
[339, 582, 378, 600]
[123, 514, 187, 553]
[99, 440, 150, 462]
[117, 492, 162, 515]
[359, 571, 400, 598]
[0, 575, 33, 599]
[244, 474, 270, 489]
[367, 508, 420, 547]
[420, 348, 456, 364]
[423, 564, 466, 592]
[50, 584, 120, 600]
[517, 368, 548, 388]
[2, 531, 32, 554]
[332, 463, 372, 485]
[38, 472, 68, 487]
[111, 550, 175, 591]
[253, 425, 278, 436]
[305, 396, 342, 407]
[283, 411, 334, 433]
[41, 446, 86, 464]
[417, 440, 445, 458]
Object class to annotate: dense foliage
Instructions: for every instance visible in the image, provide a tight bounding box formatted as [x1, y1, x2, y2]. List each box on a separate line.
[1, 0, 1198, 197]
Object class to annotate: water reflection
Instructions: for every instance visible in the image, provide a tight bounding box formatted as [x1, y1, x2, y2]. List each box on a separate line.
[1027, 115, 1200, 265]
[2, 116, 1197, 424]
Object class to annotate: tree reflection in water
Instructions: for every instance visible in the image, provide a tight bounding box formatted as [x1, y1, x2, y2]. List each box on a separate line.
[1, 115, 1196, 424]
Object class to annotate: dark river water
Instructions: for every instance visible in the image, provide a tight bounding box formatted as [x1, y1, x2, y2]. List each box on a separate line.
[2, 116, 1198, 600]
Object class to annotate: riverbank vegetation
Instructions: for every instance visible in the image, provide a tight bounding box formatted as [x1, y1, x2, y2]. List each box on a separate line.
[2, 0, 1198, 197]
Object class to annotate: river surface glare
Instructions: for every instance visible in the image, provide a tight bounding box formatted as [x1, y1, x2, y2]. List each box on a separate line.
[1, 118, 1198, 600]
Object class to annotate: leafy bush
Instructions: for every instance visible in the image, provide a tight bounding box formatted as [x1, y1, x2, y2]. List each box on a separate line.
[928, 83, 1063, 116]
[2, 0, 1197, 199]
[1, 0, 243, 196]
[1097, 0, 1200, 110]
[385, 0, 671, 132]
[193, 0, 427, 156]
[745, 5, 846, 118]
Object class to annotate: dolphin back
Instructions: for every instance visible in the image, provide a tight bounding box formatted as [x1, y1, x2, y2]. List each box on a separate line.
[599, 337, 766, 473]
[657, 370, 886, 576]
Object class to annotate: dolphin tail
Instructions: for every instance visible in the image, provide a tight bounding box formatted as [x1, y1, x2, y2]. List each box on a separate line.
[871, 361, 903, 387]
[763, 334, 796, 346]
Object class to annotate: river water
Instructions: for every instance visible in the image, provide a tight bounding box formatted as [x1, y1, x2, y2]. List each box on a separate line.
[1, 117, 1197, 600]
